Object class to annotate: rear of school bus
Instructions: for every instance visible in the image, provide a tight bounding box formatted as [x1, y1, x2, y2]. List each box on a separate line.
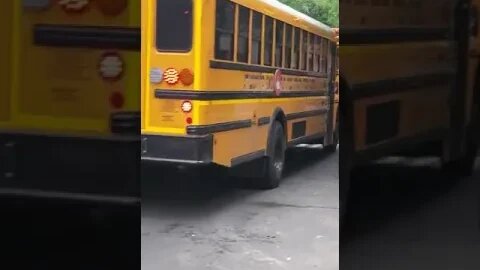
[141, 0, 336, 171]
[0, 0, 140, 203]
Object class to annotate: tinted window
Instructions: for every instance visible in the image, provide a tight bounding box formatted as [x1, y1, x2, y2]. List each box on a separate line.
[301, 30, 308, 70]
[264, 16, 274, 66]
[156, 0, 193, 51]
[293, 28, 300, 69]
[314, 35, 321, 72]
[251, 11, 263, 65]
[237, 6, 250, 63]
[308, 33, 314, 71]
[320, 38, 328, 73]
[275, 21, 284, 67]
[215, 0, 235, 60]
[285, 24, 292, 68]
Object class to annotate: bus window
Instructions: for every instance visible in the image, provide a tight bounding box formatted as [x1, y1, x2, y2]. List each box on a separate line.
[237, 5, 250, 63]
[302, 30, 308, 70]
[293, 27, 300, 69]
[308, 33, 314, 71]
[251, 11, 263, 65]
[285, 24, 293, 69]
[275, 21, 284, 67]
[320, 38, 326, 73]
[156, 0, 193, 52]
[215, 0, 235, 61]
[314, 35, 321, 72]
[264, 16, 274, 66]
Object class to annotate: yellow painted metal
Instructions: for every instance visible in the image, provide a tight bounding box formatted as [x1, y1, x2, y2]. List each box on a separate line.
[142, 0, 336, 166]
[0, 0, 140, 137]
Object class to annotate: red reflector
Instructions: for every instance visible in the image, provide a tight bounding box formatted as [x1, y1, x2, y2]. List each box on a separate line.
[110, 92, 124, 109]
[186, 117, 193, 124]
[179, 69, 194, 86]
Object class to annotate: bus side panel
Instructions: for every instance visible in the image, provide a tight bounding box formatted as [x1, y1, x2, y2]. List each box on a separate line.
[341, 41, 454, 152]
[12, 1, 140, 134]
[0, 0, 13, 123]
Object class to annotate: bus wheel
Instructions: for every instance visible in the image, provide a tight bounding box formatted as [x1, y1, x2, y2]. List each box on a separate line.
[255, 121, 286, 189]
[324, 118, 339, 153]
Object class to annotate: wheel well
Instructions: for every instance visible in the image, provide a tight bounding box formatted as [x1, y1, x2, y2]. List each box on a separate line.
[271, 108, 287, 135]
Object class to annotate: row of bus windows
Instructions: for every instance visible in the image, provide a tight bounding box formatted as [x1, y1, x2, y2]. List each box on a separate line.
[340, 0, 422, 7]
[214, 0, 331, 73]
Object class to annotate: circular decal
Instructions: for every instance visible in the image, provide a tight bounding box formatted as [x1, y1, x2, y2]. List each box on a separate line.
[272, 69, 283, 96]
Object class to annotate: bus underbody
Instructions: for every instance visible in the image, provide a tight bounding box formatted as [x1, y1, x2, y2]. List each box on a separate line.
[0, 132, 140, 205]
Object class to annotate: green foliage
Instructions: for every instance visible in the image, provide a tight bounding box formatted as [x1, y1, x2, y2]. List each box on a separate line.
[278, 0, 338, 27]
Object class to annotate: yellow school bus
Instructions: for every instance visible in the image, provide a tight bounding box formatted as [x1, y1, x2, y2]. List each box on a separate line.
[340, 0, 479, 217]
[0, 0, 140, 202]
[141, 0, 338, 188]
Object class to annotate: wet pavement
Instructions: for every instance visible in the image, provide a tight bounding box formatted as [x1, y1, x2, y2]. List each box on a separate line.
[341, 157, 480, 270]
[141, 146, 339, 270]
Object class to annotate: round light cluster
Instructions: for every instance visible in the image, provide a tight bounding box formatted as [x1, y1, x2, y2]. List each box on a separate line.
[181, 101, 193, 113]
[150, 68, 164, 84]
[164, 68, 180, 85]
[58, 0, 90, 12]
[99, 53, 124, 81]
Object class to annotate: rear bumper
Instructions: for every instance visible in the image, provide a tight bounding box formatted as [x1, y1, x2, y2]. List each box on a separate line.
[0, 132, 139, 204]
[141, 134, 213, 165]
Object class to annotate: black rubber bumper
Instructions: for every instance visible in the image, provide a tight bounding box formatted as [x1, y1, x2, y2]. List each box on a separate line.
[141, 134, 213, 164]
[0, 133, 139, 204]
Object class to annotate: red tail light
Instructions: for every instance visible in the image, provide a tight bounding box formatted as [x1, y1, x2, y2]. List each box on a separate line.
[110, 92, 124, 109]
[179, 69, 194, 86]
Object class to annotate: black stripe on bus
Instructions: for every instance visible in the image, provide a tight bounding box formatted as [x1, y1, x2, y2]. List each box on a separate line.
[340, 27, 451, 45]
[257, 117, 271, 126]
[351, 72, 454, 99]
[33, 24, 141, 50]
[155, 90, 327, 100]
[210, 60, 328, 78]
[186, 109, 326, 135]
[286, 109, 328, 120]
[186, 120, 252, 135]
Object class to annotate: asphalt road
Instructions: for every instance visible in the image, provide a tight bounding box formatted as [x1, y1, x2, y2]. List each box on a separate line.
[341, 156, 480, 270]
[142, 145, 339, 270]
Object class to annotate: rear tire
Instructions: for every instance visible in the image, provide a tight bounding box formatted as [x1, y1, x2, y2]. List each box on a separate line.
[324, 118, 339, 153]
[253, 121, 286, 189]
